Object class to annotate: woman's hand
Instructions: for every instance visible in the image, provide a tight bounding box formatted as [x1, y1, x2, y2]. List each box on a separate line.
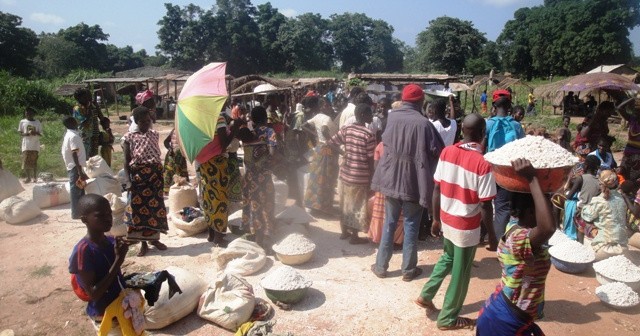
[512, 158, 536, 182]
[115, 237, 130, 263]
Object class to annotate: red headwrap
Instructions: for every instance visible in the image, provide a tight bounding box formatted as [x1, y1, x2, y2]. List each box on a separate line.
[402, 84, 424, 102]
[135, 90, 154, 106]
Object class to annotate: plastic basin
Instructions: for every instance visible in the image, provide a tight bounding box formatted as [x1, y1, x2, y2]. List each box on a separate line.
[275, 250, 314, 266]
[491, 164, 573, 193]
[596, 272, 640, 291]
[263, 287, 309, 304]
[550, 256, 592, 274]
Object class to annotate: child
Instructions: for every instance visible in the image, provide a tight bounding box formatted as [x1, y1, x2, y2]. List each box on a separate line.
[162, 128, 189, 195]
[122, 107, 169, 256]
[564, 156, 601, 241]
[68, 194, 127, 330]
[99, 117, 115, 167]
[328, 103, 376, 244]
[61, 116, 88, 219]
[241, 106, 277, 248]
[556, 116, 572, 151]
[582, 170, 629, 261]
[476, 159, 555, 335]
[17, 107, 42, 183]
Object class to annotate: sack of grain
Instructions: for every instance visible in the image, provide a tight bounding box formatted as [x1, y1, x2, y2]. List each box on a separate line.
[168, 177, 198, 212]
[116, 169, 127, 186]
[0, 170, 24, 203]
[85, 175, 121, 196]
[144, 266, 208, 330]
[197, 273, 255, 331]
[214, 238, 266, 276]
[274, 178, 288, 213]
[169, 211, 207, 237]
[629, 232, 640, 250]
[104, 193, 127, 237]
[32, 183, 70, 209]
[84, 156, 114, 178]
[0, 196, 41, 224]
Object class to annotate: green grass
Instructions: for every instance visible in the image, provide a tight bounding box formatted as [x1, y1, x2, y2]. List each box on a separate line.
[1, 112, 68, 177]
[30, 264, 54, 278]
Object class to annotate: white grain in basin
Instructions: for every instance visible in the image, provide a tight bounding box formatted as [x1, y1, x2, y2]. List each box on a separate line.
[595, 282, 640, 307]
[261, 265, 312, 291]
[484, 136, 578, 168]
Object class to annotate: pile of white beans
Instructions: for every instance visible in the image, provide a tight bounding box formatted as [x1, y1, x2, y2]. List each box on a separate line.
[595, 282, 640, 307]
[261, 265, 312, 291]
[272, 233, 316, 255]
[548, 240, 595, 263]
[484, 136, 578, 168]
[593, 255, 640, 282]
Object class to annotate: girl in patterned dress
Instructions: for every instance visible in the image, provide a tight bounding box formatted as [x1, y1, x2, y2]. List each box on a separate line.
[122, 107, 168, 256]
[476, 159, 555, 335]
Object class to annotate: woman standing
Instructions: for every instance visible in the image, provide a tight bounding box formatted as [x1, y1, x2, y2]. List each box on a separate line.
[73, 88, 104, 158]
[162, 128, 189, 194]
[241, 107, 277, 248]
[368, 141, 404, 245]
[617, 98, 640, 182]
[122, 107, 168, 256]
[303, 96, 339, 214]
[476, 159, 555, 335]
[198, 114, 233, 247]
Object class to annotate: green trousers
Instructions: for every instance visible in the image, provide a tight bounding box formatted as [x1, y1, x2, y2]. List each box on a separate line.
[419, 238, 477, 327]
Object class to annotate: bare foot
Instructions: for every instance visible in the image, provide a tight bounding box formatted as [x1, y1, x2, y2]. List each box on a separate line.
[151, 241, 167, 250]
[137, 242, 149, 257]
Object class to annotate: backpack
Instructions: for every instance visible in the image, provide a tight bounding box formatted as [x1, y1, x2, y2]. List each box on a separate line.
[487, 116, 518, 152]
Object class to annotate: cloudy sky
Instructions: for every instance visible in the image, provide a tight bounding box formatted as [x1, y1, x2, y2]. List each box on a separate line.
[2, 0, 639, 56]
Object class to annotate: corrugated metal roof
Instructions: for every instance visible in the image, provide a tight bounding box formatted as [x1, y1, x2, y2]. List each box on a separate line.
[587, 64, 626, 74]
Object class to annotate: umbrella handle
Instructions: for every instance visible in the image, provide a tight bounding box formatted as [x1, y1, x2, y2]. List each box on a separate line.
[616, 97, 635, 111]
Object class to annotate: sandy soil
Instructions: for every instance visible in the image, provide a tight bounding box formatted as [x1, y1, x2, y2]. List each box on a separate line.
[1, 122, 638, 336]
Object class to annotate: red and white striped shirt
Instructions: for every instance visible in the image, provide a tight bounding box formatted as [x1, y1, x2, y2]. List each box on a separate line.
[434, 142, 496, 248]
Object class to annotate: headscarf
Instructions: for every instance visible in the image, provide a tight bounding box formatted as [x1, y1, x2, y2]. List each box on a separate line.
[135, 90, 154, 106]
[598, 170, 618, 200]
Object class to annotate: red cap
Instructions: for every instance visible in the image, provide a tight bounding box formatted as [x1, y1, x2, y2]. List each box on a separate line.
[402, 84, 424, 102]
[492, 89, 511, 102]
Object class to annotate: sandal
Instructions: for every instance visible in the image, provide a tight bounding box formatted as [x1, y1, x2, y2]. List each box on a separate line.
[437, 317, 476, 331]
[137, 242, 149, 257]
[414, 297, 438, 315]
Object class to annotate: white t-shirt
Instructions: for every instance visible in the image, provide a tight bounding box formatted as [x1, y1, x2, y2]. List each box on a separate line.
[61, 129, 86, 171]
[307, 113, 337, 144]
[339, 103, 356, 129]
[17, 119, 42, 152]
[345, 115, 382, 135]
[431, 118, 458, 146]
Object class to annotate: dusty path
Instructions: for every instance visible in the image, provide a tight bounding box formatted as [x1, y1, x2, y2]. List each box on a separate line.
[0, 119, 638, 335]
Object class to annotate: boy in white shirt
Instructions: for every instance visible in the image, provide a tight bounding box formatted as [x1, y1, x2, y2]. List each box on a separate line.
[61, 116, 88, 219]
[17, 107, 42, 183]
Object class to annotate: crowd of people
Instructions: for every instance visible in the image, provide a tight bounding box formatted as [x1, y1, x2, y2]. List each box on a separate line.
[58, 81, 640, 335]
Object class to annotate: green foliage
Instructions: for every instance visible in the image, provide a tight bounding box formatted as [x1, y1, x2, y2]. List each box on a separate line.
[415, 16, 487, 75]
[0, 111, 68, 177]
[274, 13, 334, 72]
[498, 0, 640, 78]
[0, 71, 72, 116]
[0, 11, 38, 77]
[329, 13, 403, 73]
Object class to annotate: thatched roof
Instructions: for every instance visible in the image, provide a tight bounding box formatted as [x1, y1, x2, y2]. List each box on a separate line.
[53, 83, 87, 96]
[348, 73, 458, 84]
[470, 76, 532, 92]
[230, 75, 337, 94]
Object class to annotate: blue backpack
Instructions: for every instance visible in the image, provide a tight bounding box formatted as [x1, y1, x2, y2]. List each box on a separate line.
[487, 116, 518, 152]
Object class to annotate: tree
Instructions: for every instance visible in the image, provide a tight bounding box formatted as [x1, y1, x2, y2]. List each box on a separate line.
[255, 2, 289, 73]
[329, 13, 403, 72]
[104, 45, 145, 73]
[275, 13, 333, 72]
[157, 3, 213, 70]
[415, 16, 487, 74]
[498, 0, 640, 77]
[34, 34, 84, 77]
[58, 23, 110, 71]
[0, 12, 38, 77]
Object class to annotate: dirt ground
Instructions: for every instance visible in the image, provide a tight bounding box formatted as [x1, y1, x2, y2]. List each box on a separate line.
[1, 122, 639, 336]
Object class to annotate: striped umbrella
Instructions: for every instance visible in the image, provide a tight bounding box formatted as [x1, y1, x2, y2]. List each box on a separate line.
[175, 62, 227, 163]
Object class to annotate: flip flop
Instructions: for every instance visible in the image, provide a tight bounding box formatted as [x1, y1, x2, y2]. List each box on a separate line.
[414, 297, 438, 315]
[437, 317, 476, 331]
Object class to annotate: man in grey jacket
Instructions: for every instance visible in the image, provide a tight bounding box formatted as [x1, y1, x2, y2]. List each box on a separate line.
[371, 84, 445, 281]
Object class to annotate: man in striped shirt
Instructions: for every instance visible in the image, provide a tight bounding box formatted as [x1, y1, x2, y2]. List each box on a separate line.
[415, 113, 497, 331]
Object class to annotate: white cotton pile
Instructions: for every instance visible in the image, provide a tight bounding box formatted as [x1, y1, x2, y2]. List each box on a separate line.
[272, 233, 316, 255]
[260, 266, 312, 291]
[548, 240, 595, 263]
[595, 282, 640, 307]
[484, 136, 578, 168]
[548, 230, 571, 246]
[593, 255, 640, 283]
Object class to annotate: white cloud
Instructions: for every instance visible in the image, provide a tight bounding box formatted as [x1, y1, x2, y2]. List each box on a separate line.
[1, 0, 17, 5]
[279, 8, 298, 18]
[30, 12, 64, 25]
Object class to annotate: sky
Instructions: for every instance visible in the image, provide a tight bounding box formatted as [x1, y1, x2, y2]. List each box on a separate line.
[2, 0, 639, 56]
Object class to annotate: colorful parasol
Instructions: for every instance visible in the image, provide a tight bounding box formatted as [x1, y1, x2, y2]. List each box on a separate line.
[175, 62, 227, 163]
[559, 72, 640, 92]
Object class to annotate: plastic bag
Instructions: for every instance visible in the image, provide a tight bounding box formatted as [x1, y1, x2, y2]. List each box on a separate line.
[197, 273, 255, 331]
